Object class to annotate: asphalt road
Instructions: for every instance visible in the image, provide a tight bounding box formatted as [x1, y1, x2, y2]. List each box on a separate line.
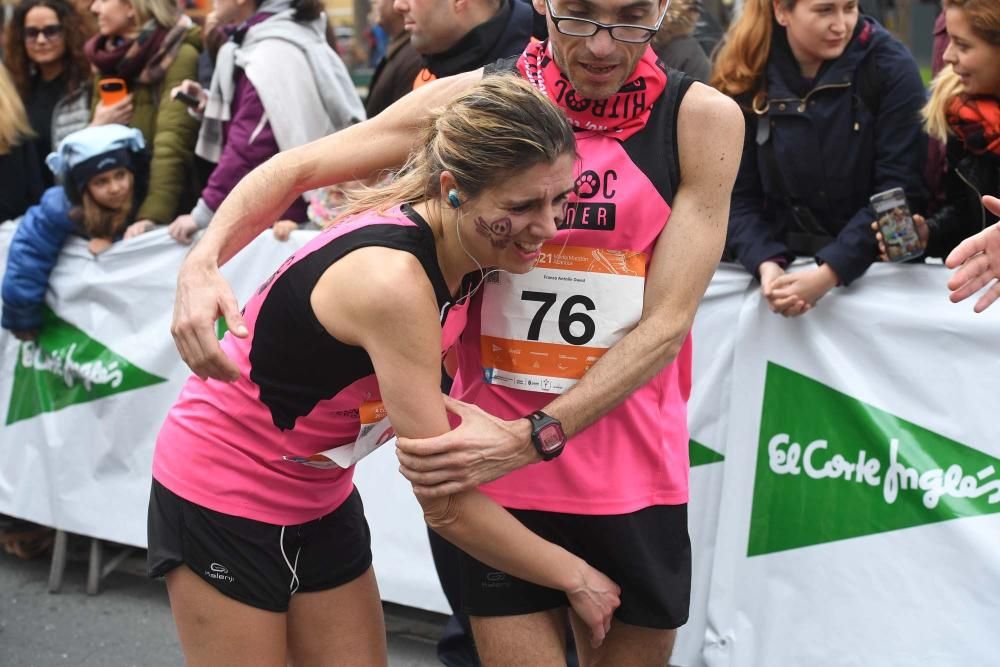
[0, 535, 446, 666]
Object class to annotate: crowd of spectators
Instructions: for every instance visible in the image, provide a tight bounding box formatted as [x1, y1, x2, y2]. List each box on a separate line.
[3, 0, 995, 289]
[1, 0, 999, 658]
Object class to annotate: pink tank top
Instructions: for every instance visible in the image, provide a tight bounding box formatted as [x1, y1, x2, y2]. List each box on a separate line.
[154, 205, 468, 525]
[451, 90, 692, 515]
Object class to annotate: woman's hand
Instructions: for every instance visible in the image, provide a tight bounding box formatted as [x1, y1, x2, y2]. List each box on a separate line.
[767, 265, 839, 317]
[91, 94, 134, 126]
[872, 214, 929, 262]
[170, 79, 207, 114]
[124, 220, 156, 239]
[272, 220, 299, 241]
[759, 260, 812, 316]
[566, 562, 621, 649]
[168, 215, 200, 245]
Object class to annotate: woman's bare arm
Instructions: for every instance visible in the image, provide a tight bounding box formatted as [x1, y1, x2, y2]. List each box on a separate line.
[171, 72, 481, 380]
[315, 247, 620, 648]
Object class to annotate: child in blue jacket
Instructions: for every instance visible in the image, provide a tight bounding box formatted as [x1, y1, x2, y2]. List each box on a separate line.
[2, 124, 149, 340]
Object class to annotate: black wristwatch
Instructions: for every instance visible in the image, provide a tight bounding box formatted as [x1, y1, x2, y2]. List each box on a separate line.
[525, 411, 566, 461]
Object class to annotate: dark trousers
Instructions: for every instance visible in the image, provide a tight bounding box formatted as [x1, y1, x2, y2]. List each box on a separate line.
[427, 528, 578, 667]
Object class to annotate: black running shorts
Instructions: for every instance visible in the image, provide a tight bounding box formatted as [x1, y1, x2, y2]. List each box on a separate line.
[147, 480, 372, 612]
[459, 504, 691, 629]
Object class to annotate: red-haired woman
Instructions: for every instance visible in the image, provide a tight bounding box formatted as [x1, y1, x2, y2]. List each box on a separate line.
[712, 0, 926, 316]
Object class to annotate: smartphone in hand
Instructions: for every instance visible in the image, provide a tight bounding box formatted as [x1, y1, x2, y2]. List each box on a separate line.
[98, 77, 128, 106]
[174, 90, 201, 109]
[871, 188, 923, 263]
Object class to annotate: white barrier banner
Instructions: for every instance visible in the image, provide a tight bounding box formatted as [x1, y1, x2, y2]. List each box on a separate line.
[702, 264, 1000, 667]
[3, 221, 1000, 663]
[0, 222, 449, 613]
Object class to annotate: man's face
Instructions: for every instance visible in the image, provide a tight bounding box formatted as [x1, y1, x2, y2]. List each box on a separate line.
[535, 0, 665, 100]
[394, 0, 462, 55]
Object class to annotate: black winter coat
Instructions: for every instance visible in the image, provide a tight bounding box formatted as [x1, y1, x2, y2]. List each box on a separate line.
[726, 17, 927, 285]
[925, 137, 1000, 259]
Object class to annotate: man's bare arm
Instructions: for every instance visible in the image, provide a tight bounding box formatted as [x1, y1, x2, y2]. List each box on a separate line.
[396, 84, 745, 493]
[171, 71, 481, 380]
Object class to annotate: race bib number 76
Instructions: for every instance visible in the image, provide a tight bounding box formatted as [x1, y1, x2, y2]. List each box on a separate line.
[480, 244, 647, 394]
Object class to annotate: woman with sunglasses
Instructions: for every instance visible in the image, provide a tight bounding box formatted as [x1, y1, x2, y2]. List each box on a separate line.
[2, 0, 93, 188]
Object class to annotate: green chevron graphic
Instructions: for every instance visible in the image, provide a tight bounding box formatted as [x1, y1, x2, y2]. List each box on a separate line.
[748, 362, 1000, 556]
[690, 439, 725, 467]
[6, 309, 167, 425]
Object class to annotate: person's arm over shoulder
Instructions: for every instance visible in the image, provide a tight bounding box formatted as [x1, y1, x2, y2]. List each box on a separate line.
[545, 83, 744, 438]
[395, 83, 744, 489]
[315, 245, 620, 647]
[137, 33, 201, 223]
[171, 70, 481, 381]
[192, 69, 481, 268]
[2, 187, 75, 331]
[815, 37, 927, 285]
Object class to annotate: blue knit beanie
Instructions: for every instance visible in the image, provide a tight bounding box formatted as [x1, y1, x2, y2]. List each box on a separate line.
[46, 125, 146, 199]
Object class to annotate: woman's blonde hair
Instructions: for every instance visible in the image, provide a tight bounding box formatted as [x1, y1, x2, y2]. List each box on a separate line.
[339, 75, 576, 219]
[0, 63, 35, 155]
[923, 66, 964, 142]
[711, 0, 797, 103]
[127, 0, 179, 29]
[922, 0, 1000, 142]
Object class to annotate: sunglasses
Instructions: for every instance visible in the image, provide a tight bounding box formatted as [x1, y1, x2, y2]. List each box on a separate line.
[25, 24, 63, 40]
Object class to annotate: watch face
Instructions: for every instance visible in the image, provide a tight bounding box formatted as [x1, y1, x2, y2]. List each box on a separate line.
[537, 423, 564, 453]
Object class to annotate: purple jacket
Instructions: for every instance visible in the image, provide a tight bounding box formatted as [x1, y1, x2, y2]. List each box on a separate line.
[196, 13, 306, 224]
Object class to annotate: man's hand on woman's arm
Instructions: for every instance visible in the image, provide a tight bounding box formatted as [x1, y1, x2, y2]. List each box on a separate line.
[328, 248, 619, 649]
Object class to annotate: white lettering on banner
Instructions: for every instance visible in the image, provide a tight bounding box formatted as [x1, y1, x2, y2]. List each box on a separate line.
[767, 434, 1000, 509]
[19, 341, 123, 391]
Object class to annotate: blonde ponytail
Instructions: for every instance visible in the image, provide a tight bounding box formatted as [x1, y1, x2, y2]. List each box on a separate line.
[923, 66, 964, 143]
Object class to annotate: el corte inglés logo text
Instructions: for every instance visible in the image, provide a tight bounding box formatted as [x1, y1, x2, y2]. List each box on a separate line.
[19, 341, 124, 391]
[767, 434, 1000, 510]
[6, 309, 166, 425]
[748, 363, 1000, 556]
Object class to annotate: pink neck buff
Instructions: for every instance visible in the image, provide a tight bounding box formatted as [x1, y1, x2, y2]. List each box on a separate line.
[517, 40, 666, 141]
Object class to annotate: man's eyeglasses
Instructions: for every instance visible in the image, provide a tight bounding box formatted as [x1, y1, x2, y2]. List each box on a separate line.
[25, 24, 63, 41]
[544, 0, 669, 44]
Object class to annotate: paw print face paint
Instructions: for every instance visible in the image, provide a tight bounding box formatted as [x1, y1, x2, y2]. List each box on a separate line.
[488, 219, 511, 236]
[564, 90, 591, 113]
[475, 216, 514, 248]
[575, 171, 601, 199]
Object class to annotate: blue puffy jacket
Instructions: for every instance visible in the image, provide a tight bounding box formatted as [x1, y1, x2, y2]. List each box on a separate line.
[2, 186, 76, 332]
[726, 17, 927, 285]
